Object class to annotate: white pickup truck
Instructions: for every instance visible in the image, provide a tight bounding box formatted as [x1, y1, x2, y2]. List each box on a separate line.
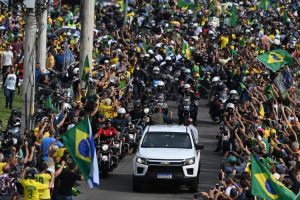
[132, 125, 204, 192]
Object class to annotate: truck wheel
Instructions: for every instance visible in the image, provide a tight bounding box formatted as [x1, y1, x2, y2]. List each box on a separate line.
[132, 176, 142, 192]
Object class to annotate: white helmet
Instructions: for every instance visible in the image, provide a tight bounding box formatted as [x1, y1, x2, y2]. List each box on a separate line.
[117, 107, 126, 114]
[184, 84, 191, 89]
[212, 76, 220, 83]
[148, 49, 154, 55]
[184, 68, 191, 74]
[73, 68, 80, 75]
[229, 90, 238, 95]
[157, 81, 165, 87]
[153, 66, 160, 74]
[226, 103, 235, 110]
[166, 56, 171, 61]
[63, 103, 72, 110]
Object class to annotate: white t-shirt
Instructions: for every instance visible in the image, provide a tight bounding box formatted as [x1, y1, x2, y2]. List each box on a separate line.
[5, 73, 17, 90]
[2, 50, 13, 66]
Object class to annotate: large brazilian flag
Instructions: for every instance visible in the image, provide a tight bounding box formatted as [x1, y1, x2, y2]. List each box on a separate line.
[251, 156, 295, 199]
[62, 117, 99, 188]
[257, 49, 294, 72]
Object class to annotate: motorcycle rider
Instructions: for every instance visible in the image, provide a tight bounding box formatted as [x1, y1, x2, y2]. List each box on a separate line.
[131, 65, 146, 100]
[178, 84, 198, 125]
[141, 87, 154, 105]
[94, 119, 119, 140]
[224, 90, 239, 109]
[150, 66, 164, 86]
[112, 107, 129, 132]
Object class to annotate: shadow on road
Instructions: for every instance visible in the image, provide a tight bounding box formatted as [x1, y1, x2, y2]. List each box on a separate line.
[98, 173, 194, 194]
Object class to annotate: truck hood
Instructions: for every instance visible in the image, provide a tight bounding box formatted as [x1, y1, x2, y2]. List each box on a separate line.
[138, 148, 195, 160]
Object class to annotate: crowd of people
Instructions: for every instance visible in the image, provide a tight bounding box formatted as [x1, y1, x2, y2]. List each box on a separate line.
[0, 0, 298, 199]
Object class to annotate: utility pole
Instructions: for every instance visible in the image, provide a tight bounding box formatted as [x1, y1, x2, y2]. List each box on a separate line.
[21, 8, 36, 135]
[79, 0, 94, 87]
[36, 0, 47, 70]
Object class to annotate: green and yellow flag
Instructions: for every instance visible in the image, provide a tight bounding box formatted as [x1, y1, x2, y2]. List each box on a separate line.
[62, 117, 99, 188]
[178, 0, 195, 10]
[229, 5, 238, 27]
[81, 55, 90, 80]
[264, 85, 274, 100]
[257, 49, 293, 72]
[259, 0, 272, 11]
[251, 155, 296, 199]
[182, 40, 191, 60]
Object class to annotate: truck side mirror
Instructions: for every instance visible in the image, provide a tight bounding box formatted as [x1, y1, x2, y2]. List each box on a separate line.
[195, 144, 204, 150]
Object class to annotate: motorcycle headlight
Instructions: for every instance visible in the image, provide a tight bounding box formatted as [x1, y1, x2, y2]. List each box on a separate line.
[102, 144, 109, 151]
[144, 108, 150, 114]
[184, 157, 195, 165]
[136, 157, 147, 165]
[129, 134, 134, 140]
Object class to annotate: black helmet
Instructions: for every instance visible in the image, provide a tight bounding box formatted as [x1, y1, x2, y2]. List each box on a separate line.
[217, 82, 226, 91]
[26, 168, 38, 179]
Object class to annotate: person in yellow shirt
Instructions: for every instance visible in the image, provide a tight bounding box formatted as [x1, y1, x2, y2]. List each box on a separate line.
[46, 51, 55, 70]
[220, 35, 229, 49]
[36, 163, 54, 200]
[20, 167, 50, 200]
[98, 98, 116, 119]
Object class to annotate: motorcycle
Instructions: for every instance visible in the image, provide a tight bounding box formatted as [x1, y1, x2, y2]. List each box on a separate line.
[96, 137, 119, 178]
[126, 120, 141, 154]
[215, 123, 230, 153]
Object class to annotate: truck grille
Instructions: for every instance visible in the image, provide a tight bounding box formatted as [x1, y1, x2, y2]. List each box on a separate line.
[147, 166, 183, 173]
[147, 159, 183, 166]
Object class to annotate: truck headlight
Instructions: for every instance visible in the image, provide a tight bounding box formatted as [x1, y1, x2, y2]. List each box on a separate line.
[136, 157, 147, 165]
[184, 157, 195, 165]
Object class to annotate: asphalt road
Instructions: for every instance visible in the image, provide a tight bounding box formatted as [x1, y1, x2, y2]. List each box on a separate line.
[75, 99, 221, 200]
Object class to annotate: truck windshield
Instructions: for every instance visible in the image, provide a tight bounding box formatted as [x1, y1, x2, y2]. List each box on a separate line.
[141, 132, 192, 149]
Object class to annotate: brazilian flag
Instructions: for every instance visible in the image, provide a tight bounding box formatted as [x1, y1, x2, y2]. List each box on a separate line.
[182, 40, 191, 60]
[81, 55, 90, 81]
[251, 156, 296, 199]
[62, 117, 99, 188]
[257, 49, 293, 72]
[178, 0, 195, 10]
[264, 85, 274, 100]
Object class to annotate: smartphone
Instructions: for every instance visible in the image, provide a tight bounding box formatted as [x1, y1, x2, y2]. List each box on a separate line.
[215, 184, 219, 190]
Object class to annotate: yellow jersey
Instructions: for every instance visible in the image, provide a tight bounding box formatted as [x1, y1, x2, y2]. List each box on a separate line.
[98, 103, 116, 119]
[0, 162, 6, 175]
[36, 173, 52, 199]
[20, 178, 48, 200]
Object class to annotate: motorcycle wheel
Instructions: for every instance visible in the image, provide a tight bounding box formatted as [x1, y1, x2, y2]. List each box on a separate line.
[101, 165, 109, 179]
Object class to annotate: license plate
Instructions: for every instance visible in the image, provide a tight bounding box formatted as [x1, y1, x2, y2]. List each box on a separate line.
[157, 173, 172, 179]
